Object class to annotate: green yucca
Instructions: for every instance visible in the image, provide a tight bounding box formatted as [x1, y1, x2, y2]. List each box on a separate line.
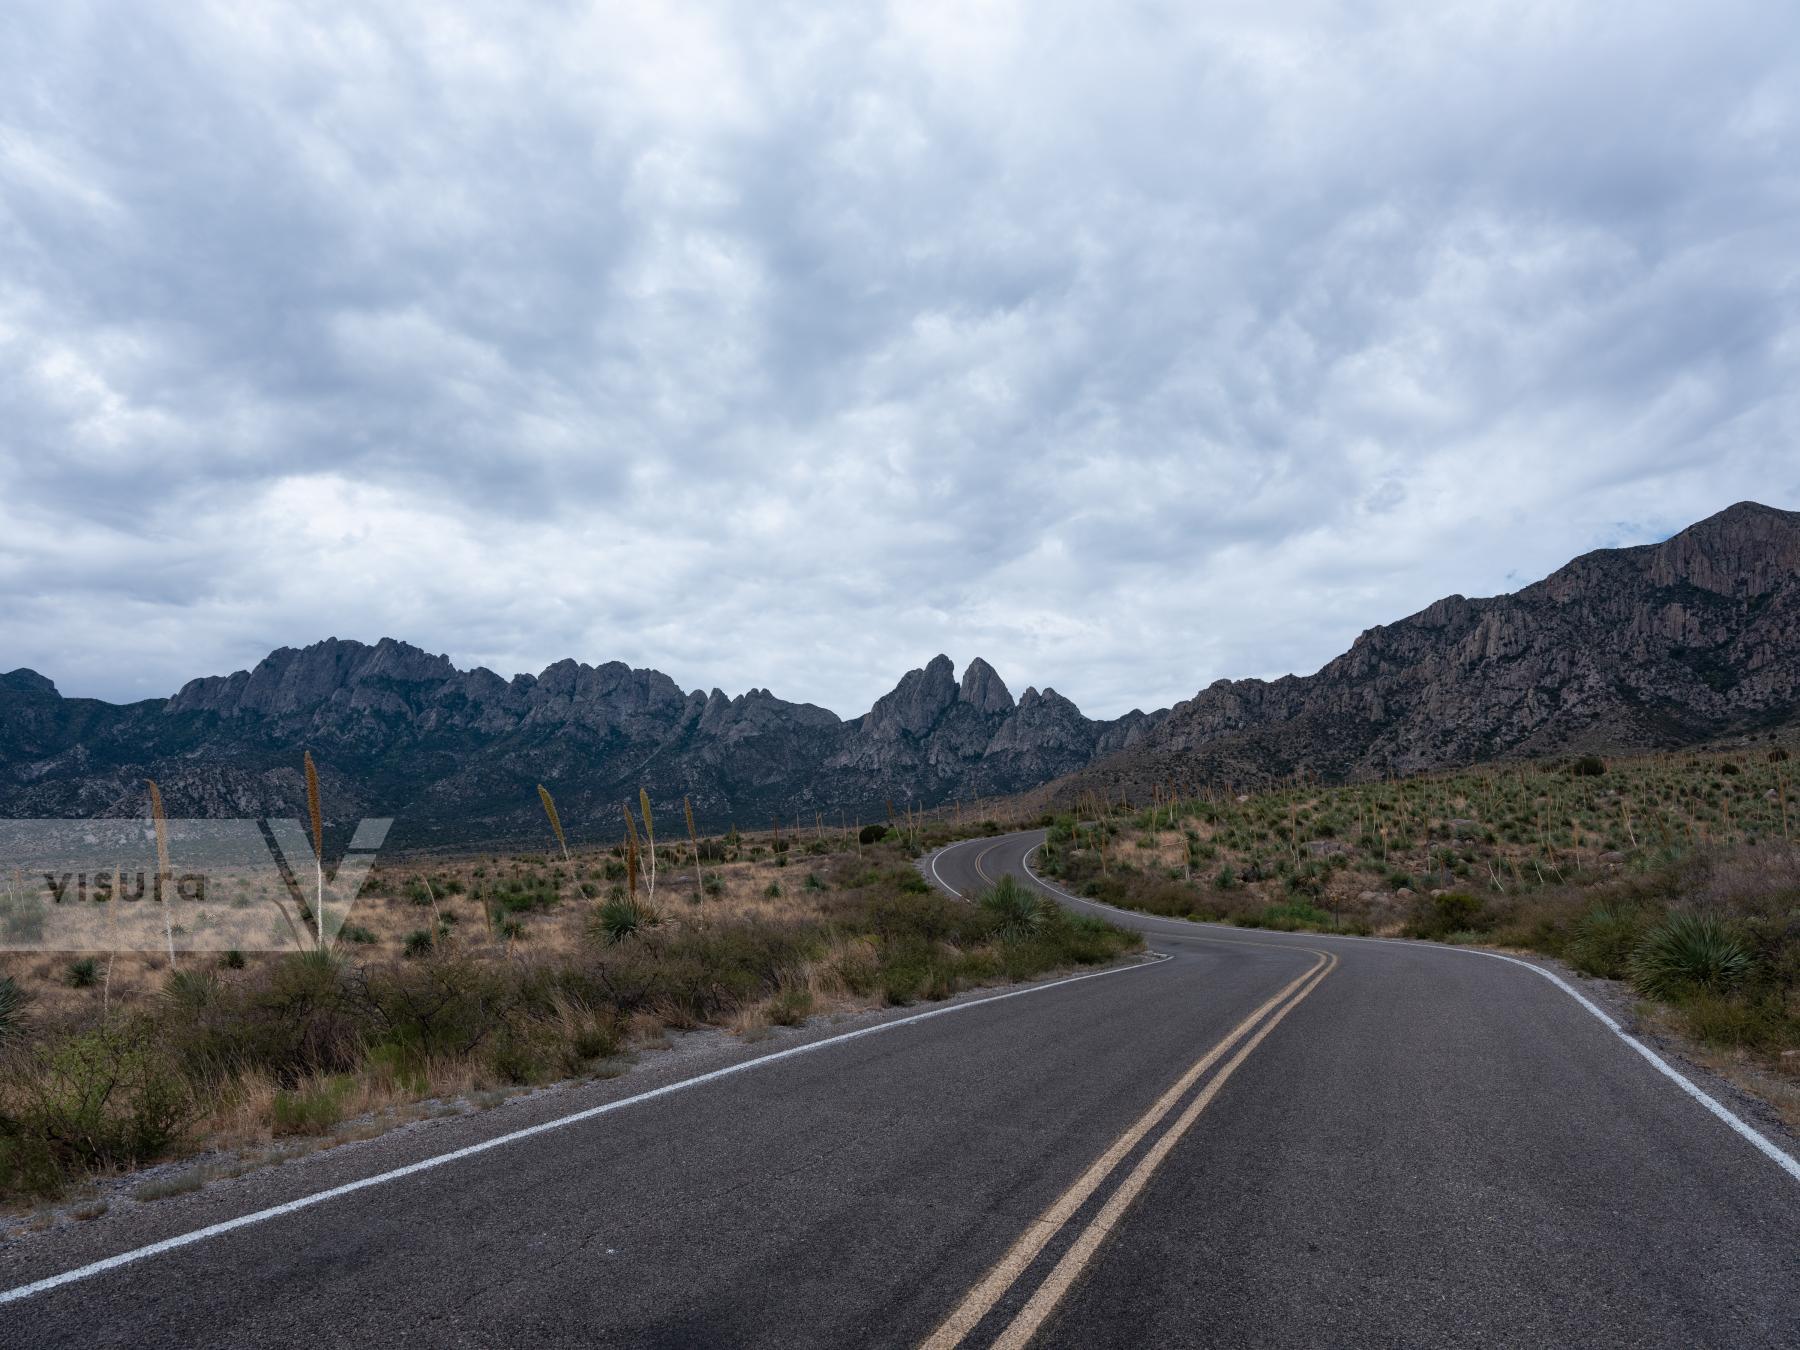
[980, 875, 1047, 943]
[1629, 913, 1752, 999]
[592, 895, 661, 946]
[538, 784, 570, 862]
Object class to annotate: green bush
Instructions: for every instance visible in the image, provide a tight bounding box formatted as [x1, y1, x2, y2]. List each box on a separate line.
[1404, 892, 1487, 941]
[1629, 913, 1752, 999]
[271, 1076, 354, 1135]
[65, 958, 99, 989]
[979, 876, 1046, 942]
[4, 1025, 191, 1175]
[1567, 904, 1655, 979]
[859, 824, 888, 845]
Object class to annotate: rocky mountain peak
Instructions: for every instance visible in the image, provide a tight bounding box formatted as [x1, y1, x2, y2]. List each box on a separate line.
[958, 657, 1014, 714]
[1, 669, 57, 697]
[863, 654, 959, 739]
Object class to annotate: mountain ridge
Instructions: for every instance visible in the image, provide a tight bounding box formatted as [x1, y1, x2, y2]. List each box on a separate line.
[1036, 500, 1800, 805]
[4, 501, 1796, 844]
[0, 644, 1162, 846]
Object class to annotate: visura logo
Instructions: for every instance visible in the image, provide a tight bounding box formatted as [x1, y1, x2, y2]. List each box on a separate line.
[0, 817, 393, 953]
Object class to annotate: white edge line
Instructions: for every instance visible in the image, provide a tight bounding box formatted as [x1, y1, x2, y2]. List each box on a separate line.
[0, 949, 1163, 1306]
[1015, 836, 1800, 1185]
[927, 841, 964, 899]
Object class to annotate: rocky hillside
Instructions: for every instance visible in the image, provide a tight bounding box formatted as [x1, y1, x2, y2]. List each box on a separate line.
[0, 648, 1163, 848]
[1047, 500, 1800, 804]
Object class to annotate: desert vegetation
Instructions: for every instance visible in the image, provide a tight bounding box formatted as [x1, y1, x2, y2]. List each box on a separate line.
[0, 802, 1136, 1208]
[1032, 741, 1800, 1120]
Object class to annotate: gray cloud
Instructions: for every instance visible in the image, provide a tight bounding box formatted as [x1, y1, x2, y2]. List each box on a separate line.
[3, 1, 1798, 719]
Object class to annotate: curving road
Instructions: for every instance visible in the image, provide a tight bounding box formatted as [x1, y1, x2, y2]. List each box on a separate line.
[1, 829, 1796, 1347]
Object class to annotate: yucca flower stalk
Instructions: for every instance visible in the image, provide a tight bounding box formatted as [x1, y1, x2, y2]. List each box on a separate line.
[104, 864, 119, 1020]
[538, 784, 570, 863]
[684, 796, 702, 895]
[146, 779, 176, 966]
[623, 808, 641, 900]
[639, 789, 657, 903]
[305, 751, 325, 949]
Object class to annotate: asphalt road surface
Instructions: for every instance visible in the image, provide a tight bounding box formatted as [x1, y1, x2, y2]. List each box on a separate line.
[1, 829, 1795, 1347]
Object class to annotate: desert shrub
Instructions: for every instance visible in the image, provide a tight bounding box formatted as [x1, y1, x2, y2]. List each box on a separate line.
[162, 951, 363, 1087]
[1404, 892, 1487, 941]
[1244, 900, 1333, 932]
[1570, 755, 1607, 777]
[3, 1024, 191, 1175]
[768, 981, 814, 1026]
[403, 930, 435, 958]
[0, 977, 23, 1042]
[363, 958, 510, 1066]
[645, 923, 823, 1022]
[220, 948, 248, 969]
[1, 893, 47, 944]
[859, 824, 888, 845]
[65, 958, 99, 989]
[1629, 913, 1752, 999]
[979, 876, 1046, 942]
[701, 872, 724, 897]
[271, 1075, 354, 1135]
[1675, 990, 1793, 1053]
[1567, 904, 1656, 980]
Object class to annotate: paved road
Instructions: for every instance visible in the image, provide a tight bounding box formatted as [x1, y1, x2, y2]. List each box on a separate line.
[1, 830, 1796, 1347]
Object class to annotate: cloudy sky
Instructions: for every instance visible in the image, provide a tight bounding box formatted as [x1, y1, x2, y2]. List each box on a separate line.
[3, 2, 1797, 719]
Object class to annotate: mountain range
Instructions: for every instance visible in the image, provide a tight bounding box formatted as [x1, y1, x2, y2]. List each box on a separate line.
[0, 643, 1162, 848]
[2, 501, 1795, 846]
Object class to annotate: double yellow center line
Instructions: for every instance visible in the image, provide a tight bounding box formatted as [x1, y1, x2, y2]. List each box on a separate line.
[922, 942, 1338, 1349]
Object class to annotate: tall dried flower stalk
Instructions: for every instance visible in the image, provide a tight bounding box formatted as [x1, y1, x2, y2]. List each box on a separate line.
[305, 751, 325, 948]
[639, 789, 657, 902]
[538, 784, 570, 862]
[146, 779, 176, 965]
[684, 796, 702, 894]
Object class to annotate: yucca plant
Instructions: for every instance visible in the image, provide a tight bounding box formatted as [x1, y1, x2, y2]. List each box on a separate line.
[592, 895, 661, 946]
[1629, 913, 1753, 999]
[980, 875, 1046, 943]
[538, 784, 570, 862]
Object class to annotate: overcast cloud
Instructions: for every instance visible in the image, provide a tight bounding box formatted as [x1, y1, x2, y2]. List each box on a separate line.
[2, 1, 1798, 718]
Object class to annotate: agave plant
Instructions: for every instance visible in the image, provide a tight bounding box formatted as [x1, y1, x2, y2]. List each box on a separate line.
[980, 875, 1046, 943]
[1629, 912, 1752, 999]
